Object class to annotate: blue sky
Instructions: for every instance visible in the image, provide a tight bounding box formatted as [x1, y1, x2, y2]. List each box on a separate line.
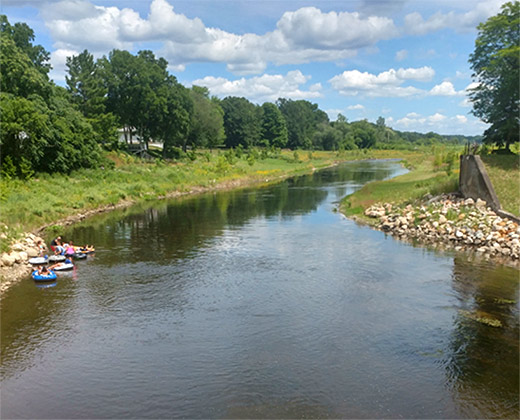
[2, 0, 508, 135]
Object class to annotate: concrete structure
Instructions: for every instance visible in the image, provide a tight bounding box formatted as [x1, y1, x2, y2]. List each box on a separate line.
[459, 154, 519, 223]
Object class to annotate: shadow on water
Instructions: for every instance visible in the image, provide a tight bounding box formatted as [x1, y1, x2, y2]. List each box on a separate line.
[446, 257, 519, 419]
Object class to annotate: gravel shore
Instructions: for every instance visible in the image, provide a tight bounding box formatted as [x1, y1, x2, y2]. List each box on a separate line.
[363, 194, 520, 267]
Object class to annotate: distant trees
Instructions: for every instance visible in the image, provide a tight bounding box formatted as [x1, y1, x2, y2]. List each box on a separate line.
[468, 1, 519, 151]
[277, 98, 329, 149]
[1, 15, 487, 179]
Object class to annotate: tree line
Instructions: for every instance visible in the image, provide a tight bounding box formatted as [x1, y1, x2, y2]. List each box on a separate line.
[3, 10, 512, 179]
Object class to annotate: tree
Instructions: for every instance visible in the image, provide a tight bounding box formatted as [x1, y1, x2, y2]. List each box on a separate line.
[313, 124, 343, 150]
[0, 21, 51, 100]
[350, 120, 378, 149]
[261, 102, 288, 148]
[160, 77, 192, 155]
[66, 49, 118, 147]
[276, 98, 328, 149]
[188, 86, 225, 150]
[220, 97, 261, 148]
[0, 16, 104, 176]
[468, 1, 520, 151]
[0, 15, 50, 75]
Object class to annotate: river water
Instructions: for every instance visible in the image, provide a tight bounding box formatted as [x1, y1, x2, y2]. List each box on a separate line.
[1, 160, 518, 419]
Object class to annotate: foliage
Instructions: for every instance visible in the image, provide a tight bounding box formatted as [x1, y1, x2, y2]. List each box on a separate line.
[188, 86, 225, 150]
[481, 154, 520, 216]
[220, 96, 261, 148]
[340, 152, 460, 220]
[277, 98, 329, 149]
[468, 2, 520, 150]
[0, 15, 105, 176]
[66, 49, 119, 147]
[261, 102, 288, 148]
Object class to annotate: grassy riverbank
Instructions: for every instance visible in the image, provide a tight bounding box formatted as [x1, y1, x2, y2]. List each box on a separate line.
[481, 155, 520, 216]
[340, 151, 460, 223]
[340, 150, 520, 223]
[2, 149, 379, 244]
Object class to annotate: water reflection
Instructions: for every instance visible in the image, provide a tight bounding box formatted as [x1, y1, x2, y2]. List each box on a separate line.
[446, 257, 519, 418]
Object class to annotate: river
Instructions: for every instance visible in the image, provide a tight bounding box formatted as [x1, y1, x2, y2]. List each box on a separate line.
[1, 160, 518, 419]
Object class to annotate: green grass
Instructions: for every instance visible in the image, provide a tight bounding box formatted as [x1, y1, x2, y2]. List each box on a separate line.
[340, 151, 460, 222]
[480, 154, 520, 216]
[0, 149, 349, 234]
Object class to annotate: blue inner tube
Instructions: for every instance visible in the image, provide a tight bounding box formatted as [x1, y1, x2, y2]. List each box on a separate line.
[32, 270, 57, 281]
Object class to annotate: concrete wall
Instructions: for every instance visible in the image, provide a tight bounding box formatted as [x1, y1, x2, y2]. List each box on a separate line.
[459, 154, 520, 223]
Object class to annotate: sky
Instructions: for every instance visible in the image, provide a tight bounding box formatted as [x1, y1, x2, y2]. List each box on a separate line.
[1, 0, 509, 136]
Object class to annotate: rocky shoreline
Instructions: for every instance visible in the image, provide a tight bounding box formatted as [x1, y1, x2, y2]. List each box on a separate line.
[0, 231, 48, 294]
[363, 194, 520, 267]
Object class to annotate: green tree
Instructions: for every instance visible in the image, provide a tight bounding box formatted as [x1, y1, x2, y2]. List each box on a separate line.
[0, 28, 51, 99]
[0, 16, 104, 176]
[0, 15, 50, 75]
[313, 124, 343, 150]
[221, 96, 261, 148]
[66, 49, 118, 147]
[350, 120, 378, 149]
[276, 98, 329, 149]
[261, 102, 288, 148]
[160, 77, 193, 156]
[188, 86, 225, 150]
[468, 1, 520, 151]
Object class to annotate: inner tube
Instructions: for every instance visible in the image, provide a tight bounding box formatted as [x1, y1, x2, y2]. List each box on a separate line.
[53, 263, 74, 271]
[74, 248, 95, 254]
[32, 270, 57, 281]
[71, 253, 87, 260]
[48, 255, 66, 262]
[29, 257, 48, 265]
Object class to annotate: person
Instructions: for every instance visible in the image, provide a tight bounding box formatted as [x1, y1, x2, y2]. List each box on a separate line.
[65, 241, 75, 256]
[51, 236, 65, 254]
[49, 258, 72, 271]
[38, 265, 49, 275]
[36, 240, 46, 257]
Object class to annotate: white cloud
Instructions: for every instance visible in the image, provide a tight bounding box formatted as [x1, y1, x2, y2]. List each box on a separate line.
[404, 0, 505, 35]
[429, 81, 463, 96]
[395, 49, 408, 62]
[329, 66, 434, 97]
[276, 7, 398, 49]
[347, 104, 365, 110]
[39, 0, 402, 75]
[48, 48, 79, 84]
[390, 111, 487, 135]
[191, 70, 322, 103]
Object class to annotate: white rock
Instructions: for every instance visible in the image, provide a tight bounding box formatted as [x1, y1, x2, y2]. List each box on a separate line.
[26, 248, 39, 258]
[1, 253, 17, 266]
[11, 243, 25, 252]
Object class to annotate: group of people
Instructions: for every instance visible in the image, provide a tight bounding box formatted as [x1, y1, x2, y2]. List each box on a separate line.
[50, 236, 95, 256]
[49, 236, 76, 256]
